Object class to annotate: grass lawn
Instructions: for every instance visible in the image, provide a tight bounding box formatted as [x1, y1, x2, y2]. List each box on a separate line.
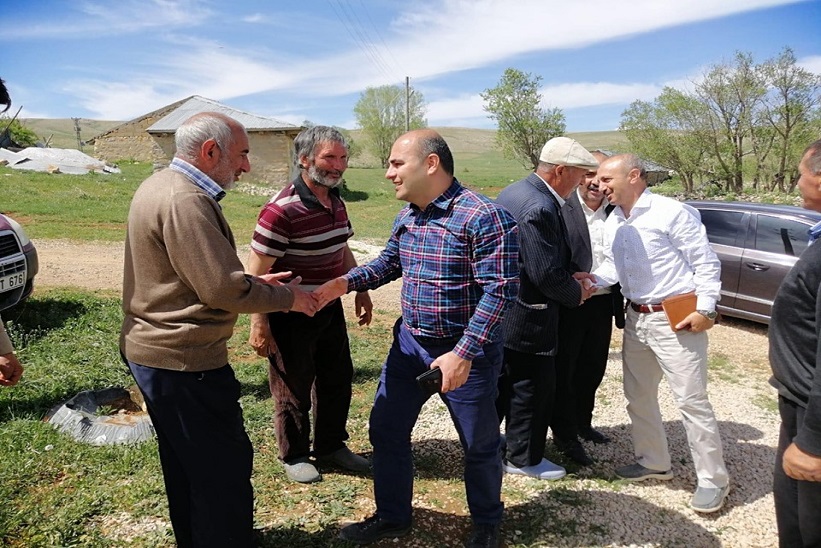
[0, 288, 392, 546]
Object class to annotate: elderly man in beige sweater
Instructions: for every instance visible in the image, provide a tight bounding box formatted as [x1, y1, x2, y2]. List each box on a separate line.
[120, 111, 317, 548]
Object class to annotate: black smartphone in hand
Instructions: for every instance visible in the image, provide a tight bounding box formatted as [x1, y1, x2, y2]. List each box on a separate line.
[415, 367, 442, 395]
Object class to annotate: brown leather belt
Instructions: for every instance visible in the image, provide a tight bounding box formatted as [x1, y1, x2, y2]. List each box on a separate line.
[630, 302, 664, 313]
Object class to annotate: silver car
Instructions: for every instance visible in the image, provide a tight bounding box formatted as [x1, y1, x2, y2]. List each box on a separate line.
[0, 213, 38, 311]
[687, 201, 821, 325]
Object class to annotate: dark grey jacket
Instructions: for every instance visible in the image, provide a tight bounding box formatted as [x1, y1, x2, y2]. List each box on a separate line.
[496, 173, 580, 356]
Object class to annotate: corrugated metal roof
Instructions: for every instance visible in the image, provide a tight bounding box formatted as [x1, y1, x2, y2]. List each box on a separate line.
[147, 96, 300, 133]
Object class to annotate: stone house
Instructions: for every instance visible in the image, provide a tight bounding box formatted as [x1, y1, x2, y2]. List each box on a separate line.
[88, 96, 303, 186]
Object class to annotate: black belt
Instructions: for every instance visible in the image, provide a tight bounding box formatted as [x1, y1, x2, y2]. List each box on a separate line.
[413, 334, 463, 346]
[629, 302, 664, 313]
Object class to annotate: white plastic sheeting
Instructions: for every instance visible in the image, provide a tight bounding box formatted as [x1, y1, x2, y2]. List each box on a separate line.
[0, 147, 120, 175]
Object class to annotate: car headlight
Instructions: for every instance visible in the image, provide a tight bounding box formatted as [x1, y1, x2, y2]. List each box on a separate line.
[2, 215, 31, 247]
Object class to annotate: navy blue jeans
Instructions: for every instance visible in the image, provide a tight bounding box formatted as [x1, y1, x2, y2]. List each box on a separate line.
[126, 359, 254, 548]
[370, 319, 504, 526]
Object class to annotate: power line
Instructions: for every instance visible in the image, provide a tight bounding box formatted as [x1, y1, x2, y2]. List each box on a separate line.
[355, 0, 402, 76]
[326, 0, 399, 82]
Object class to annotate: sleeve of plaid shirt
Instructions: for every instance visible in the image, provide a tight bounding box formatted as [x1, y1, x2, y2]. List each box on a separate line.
[345, 213, 405, 291]
[454, 204, 520, 360]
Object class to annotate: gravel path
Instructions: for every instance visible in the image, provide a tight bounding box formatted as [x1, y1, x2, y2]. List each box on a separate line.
[35, 238, 779, 547]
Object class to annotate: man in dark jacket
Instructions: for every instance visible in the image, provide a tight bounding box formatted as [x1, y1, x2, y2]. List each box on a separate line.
[495, 137, 598, 479]
[769, 139, 821, 547]
[551, 151, 624, 466]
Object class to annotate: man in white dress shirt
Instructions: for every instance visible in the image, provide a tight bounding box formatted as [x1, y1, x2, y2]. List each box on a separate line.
[592, 153, 731, 514]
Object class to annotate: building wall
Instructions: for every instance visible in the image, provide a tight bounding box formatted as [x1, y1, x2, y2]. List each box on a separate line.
[94, 128, 294, 188]
[92, 117, 167, 163]
[248, 132, 295, 187]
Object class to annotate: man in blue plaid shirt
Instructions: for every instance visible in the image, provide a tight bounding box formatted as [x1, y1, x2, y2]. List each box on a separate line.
[315, 129, 519, 548]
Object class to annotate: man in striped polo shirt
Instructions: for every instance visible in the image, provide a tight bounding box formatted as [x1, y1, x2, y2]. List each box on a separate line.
[247, 126, 372, 483]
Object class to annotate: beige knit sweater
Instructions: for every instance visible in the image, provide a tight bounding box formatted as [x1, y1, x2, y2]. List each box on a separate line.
[120, 168, 295, 371]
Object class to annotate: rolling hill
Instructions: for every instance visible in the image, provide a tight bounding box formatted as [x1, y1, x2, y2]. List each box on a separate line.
[14, 118, 628, 161]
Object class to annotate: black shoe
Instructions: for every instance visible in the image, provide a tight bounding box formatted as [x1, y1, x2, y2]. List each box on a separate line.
[467, 523, 501, 548]
[555, 438, 594, 466]
[338, 514, 411, 545]
[578, 426, 611, 444]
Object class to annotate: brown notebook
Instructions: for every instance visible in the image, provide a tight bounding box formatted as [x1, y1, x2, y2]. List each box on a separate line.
[661, 292, 697, 331]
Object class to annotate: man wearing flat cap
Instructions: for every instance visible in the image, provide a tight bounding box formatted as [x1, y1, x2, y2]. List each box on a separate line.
[495, 137, 598, 479]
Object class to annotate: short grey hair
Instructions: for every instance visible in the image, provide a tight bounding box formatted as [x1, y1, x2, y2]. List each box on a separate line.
[804, 139, 821, 175]
[294, 126, 348, 168]
[175, 112, 242, 162]
[613, 153, 647, 180]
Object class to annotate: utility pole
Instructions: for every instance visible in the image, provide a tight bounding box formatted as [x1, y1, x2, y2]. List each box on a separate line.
[72, 117, 82, 150]
[405, 76, 410, 132]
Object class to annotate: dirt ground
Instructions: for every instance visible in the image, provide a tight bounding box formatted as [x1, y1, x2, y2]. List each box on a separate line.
[33, 238, 403, 314]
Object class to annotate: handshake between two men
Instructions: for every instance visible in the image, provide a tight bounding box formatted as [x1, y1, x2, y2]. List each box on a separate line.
[257, 271, 372, 326]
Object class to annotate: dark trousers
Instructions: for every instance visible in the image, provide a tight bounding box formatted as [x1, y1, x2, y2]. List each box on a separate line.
[267, 298, 353, 462]
[496, 348, 555, 468]
[774, 396, 821, 548]
[370, 319, 504, 526]
[551, 294, 613, 441]
[126, 360, 253, 548]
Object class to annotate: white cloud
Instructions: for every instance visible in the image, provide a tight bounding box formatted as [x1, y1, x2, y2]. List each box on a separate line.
[425, 83, 664, 126]
[798, 55, 821, 75]
[540, 83, 663, 110]
[426, 95, 485, 123]
[242, 13, 267, 23]
[0, 0, 210, 40]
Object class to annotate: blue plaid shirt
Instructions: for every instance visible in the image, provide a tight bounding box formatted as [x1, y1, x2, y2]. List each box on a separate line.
[346, 180, 519, 360]
[169, 158, 227, 202]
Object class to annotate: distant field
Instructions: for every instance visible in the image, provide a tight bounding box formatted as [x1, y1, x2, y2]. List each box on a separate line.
[19, 118, 627, 163]
[17, 118, 121, 149]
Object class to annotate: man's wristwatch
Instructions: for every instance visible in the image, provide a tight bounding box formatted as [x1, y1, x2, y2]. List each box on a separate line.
[697, 309, 718, 320]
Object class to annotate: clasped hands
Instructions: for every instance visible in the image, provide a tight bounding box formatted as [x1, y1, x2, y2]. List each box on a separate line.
[256, 274, 371, 325]
[573, 272, 598, 304]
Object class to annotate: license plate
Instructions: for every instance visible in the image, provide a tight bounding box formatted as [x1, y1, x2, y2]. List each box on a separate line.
[0, 271, 26, 292]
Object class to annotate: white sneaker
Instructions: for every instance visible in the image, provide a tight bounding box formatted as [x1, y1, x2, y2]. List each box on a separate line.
[504, 457, 566, 480]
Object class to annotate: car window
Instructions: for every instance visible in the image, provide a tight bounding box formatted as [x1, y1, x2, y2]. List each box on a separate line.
[698, 209, 744, 246]
[754, 215, 811, 256]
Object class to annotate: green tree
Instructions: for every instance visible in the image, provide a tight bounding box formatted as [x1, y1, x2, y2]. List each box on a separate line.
[481, 68, 566, 170]
[0, 116, 37, 147]
[759, 47, 821, 191]
[620, 88, 709, 192]
[353, 84, 427, 168]
[696, 52, 767, 193]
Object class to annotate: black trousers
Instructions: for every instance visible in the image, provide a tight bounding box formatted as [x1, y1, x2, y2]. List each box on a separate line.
[267, 298, 353, 462]
[126, 360, 254, 548]
[496, 348, 555, 468]
[774, 396, 821, 548]
[551, 294, 614, 441]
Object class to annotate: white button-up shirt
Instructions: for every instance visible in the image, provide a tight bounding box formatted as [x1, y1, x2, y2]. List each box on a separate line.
[579, 190, 611, 296]
[592, 190, 720, 311]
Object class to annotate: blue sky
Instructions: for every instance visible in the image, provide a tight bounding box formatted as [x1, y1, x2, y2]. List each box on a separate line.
[2, 0, 819, 131]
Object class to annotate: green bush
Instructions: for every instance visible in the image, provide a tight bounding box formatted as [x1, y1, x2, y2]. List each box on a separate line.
[0, 116, 38, 147]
